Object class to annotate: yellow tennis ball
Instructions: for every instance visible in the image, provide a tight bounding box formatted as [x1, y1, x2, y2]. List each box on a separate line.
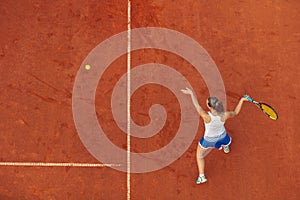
[85, 64, 91, 70]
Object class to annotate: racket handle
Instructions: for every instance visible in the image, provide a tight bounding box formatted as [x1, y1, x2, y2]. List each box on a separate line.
[243, 95, 254, 102]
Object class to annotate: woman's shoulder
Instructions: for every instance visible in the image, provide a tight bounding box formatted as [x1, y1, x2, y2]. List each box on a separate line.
[219, 112, 226, 122]
[202, 111, 211, 123]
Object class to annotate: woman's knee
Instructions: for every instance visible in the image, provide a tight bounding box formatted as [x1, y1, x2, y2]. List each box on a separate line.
[197, 146, 207, 159]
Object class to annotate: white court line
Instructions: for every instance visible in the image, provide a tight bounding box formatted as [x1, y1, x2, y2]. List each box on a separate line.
[127, 0, 131, 200]
[0, 162, 122, 167]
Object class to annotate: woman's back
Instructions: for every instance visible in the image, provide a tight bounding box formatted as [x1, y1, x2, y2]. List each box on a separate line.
[204, 112, 225, 137]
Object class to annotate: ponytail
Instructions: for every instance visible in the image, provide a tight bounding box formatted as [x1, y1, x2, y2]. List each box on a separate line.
[215, 101, 224, 113]
[208, 97, 224, 113]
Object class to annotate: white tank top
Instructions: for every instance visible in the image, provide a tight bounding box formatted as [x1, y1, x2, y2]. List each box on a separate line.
[204, 112, 225, 137]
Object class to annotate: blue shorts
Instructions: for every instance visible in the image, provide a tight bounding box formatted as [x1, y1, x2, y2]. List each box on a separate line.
[199, 131, 231, 150]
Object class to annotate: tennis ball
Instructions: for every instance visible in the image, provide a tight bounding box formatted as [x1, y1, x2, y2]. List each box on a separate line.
[85, 64, 91, 70]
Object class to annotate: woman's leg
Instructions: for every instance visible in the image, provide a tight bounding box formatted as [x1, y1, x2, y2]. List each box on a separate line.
[196, 145, 206, 174]
[196, 145, 212, 184]
[196, 145, 212, 174]
[221, 133, 232, 153]
[197, 145, 212, 174]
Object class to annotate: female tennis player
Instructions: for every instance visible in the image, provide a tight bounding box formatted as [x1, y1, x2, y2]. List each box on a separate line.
[181, 87, 248, 184]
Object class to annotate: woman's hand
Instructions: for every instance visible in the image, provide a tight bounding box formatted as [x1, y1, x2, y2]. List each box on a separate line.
[181, 87, 193, 95]
[241, 95, 249, 102]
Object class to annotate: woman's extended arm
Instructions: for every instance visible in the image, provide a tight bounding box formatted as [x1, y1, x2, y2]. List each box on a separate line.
[225, 96, 248, 119]
[181, 88, 210, 122]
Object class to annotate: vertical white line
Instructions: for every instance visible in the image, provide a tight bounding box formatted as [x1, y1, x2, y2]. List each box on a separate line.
[127, 1, 131, 200]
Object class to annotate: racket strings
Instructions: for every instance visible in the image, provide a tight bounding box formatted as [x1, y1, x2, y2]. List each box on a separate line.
[260, 104, 278, 120]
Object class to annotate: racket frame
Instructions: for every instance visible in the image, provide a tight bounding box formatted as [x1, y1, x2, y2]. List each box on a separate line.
[244, 95, 278, 120]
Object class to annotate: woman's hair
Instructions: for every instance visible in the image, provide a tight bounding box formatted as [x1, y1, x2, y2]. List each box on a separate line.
[208, 97, 224, 113]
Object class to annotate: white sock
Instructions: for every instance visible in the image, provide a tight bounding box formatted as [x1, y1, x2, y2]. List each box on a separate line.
[199, 173, 205, 177]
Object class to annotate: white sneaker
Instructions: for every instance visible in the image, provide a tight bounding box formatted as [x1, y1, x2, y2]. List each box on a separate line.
[223, 145, 230, 153]
[196, 175, 207, 184]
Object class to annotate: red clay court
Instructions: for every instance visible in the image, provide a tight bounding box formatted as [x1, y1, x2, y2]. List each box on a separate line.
[0, 0, 299, 199]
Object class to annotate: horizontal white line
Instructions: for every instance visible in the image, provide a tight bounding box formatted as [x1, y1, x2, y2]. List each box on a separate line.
[0, 162, 122, 167]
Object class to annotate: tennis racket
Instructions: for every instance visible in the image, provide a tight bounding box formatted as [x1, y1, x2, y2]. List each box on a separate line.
[244, 95, 278, 120]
